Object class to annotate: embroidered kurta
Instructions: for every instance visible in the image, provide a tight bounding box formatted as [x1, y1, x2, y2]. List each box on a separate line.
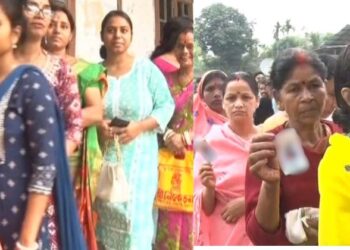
[94, 57, 174, 250]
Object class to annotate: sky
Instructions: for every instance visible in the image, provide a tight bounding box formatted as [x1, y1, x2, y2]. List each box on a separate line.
[194, 0, 349, 45]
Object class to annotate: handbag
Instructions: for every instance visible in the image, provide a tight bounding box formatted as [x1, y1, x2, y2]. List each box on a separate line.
[155, 148, 193, 212]
[95, 136, 131, 203]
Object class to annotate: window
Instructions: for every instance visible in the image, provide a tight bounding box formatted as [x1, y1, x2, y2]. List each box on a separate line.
[117, 0, 122, 10]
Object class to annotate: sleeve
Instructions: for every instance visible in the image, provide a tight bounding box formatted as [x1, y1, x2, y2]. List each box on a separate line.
[56, 60, 83, 145]
[22, 71, 60, 195]
[147, 61, 175, 133]
[245, 164, 289, 245]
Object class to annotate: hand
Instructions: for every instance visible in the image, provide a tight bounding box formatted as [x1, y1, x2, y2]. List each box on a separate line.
[248, 133, 280, 183]
[165, 133, 186, 157]
[302, 217, 318, 245]
[221, 197, 245, 224]
[199, 164, 216, 189]
[99, 119, 113, 140]
[114, 121, 143, 144]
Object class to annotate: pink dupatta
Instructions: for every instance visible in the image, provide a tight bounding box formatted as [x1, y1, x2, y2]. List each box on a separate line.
[194, 71, 227, 138]
[194, 123, 253, 246]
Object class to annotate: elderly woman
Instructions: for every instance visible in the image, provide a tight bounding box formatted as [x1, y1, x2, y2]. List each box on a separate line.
[245, 48, 341, 245]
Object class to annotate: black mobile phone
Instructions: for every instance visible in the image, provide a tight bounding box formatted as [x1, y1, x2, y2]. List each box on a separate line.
[109, 117, 130, 127]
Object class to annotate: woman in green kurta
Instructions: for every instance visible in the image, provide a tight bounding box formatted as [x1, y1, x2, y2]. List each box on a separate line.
[95, 10, 174, 250]
[46, 6, 105, 249]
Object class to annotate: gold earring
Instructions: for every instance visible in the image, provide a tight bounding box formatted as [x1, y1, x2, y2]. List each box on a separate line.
[12, 44, 17, 49]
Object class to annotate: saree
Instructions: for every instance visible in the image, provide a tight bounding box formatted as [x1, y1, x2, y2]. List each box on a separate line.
[193, 71, 227, 139]
[153, 57, 194, 249]
[194, 123, 252, 246]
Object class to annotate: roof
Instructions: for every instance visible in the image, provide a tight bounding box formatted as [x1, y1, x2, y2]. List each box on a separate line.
[320, 25, 350, 47]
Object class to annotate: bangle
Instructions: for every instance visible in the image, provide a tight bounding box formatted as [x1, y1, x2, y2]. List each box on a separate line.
[163, 128, 175, 142]
[15, 241, 39, 250]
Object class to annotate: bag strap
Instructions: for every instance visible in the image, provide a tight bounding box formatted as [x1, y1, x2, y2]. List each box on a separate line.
[0, 65, 38, 100]
[103, 136, 123, 168]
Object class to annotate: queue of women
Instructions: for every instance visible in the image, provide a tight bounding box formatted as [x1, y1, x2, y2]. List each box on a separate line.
[193, 41, 350, 245]
[0, 0, 349, 249]
[0, 0, 194, 249]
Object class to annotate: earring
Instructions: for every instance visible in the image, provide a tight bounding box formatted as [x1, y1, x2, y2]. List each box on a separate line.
[12, 44, 17, 49]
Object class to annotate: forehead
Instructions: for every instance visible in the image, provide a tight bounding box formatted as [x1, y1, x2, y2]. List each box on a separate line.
[52, 11, 69, 21]
[177, 31, 194, 44]
[226, 80, 253, 94]
[106, 16, 131, 27]
[28, 0, 50, 6]
[284, 64, 320, 84]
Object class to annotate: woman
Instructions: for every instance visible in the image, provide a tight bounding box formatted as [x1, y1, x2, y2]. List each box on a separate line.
[46, 6, 104, 249]
[15, 0, 82, 157]
[0, 0, 85, 249]
[194, 70, 228, 138]
[153, 18, 194, 250]
[45, 5, 90, 74]
[151, 17, 183, 72]
[245, 48, 341, 245]
[318, 45, 350, 245]
[95, 10, 174, 250]
[194, 72, 259, 246]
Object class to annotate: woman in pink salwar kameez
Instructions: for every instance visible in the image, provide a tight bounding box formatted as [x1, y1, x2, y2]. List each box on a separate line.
[194, 72, 260, 246]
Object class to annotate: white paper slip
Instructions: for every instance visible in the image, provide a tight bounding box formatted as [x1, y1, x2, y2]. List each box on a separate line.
[194, 138, 218, 164]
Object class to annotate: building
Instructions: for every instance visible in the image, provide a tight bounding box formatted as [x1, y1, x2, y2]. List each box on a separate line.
[315, 25, 350, 55]
[53, 0, 193, 62]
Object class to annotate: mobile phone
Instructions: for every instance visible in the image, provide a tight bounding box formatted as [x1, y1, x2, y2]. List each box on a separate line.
[275, 128, 310, 175]
[109, 117, 130, 127]
[194, 138, 217, 164]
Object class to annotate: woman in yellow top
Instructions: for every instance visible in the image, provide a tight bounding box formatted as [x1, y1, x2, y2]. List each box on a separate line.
[318, 45, 350, 245]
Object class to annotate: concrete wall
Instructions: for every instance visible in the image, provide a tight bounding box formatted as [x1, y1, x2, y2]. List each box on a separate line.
[74, 0, 156, 62]
[123, 0, 156, 58]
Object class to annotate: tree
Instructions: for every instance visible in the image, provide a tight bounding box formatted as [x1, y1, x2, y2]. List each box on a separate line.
[281, 19, 294, 36]
[194, 41, 207, 76]
[273, 22, 281, 41]
[196, 3, 256, 72]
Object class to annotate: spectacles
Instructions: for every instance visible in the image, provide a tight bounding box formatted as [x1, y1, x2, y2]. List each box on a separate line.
[24, 2, 52, 18]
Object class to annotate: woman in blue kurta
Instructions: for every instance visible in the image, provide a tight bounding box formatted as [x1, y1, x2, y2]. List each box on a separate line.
[94, 11, 174, 250]
[0, 1, 85, 249]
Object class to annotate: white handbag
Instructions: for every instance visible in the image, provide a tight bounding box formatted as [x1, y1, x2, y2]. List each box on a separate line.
[96, 137, 131, 203]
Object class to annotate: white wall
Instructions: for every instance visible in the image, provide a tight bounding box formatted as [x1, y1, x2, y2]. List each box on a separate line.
[75, 0, 117, 62]
[75, 0, 156, 62]
[122, 0, 156, 58]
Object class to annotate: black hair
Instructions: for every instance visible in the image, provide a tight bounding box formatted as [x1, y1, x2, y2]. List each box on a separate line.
[225, 71, 259, 97]
[51, 5, 75, 32]
[150, 17, 193, 60]
[254, 71, 264, 79]
[318, 54, 337, 81]
[200, 70, 227, 97]
[333, 45, 350, 133]
[254, 96, 274, 125]
[99, 10, 133, 59]
[270, 48, 327, 91]
[0, 0, 23, 28]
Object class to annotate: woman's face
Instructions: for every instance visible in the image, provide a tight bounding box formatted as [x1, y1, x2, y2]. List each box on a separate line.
[0, 7, 21, 56]
[23, 0, 52, 39]
[46, 10, 73, 52]
[102, 16, 132, 55]
[223, 80, 259, 124]
[203, 77, 225, 113]
[278, 64, 326, 126]
[174, 31, 194, 69]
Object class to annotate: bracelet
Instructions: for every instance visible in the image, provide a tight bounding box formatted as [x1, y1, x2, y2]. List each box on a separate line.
[163, 128, 175, 142]
[15, 241, 39, 250]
